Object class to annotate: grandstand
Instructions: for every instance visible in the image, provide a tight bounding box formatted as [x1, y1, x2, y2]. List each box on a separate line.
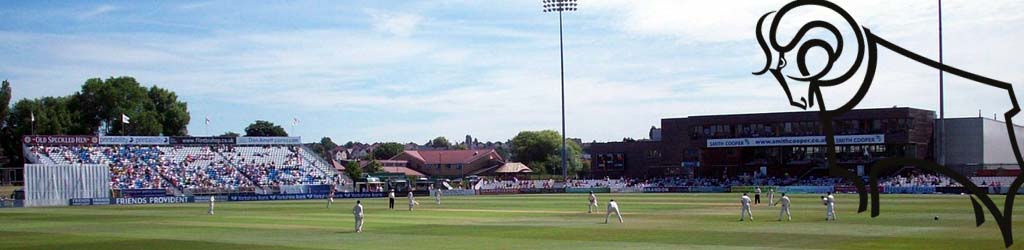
[24, 136, 347, 196]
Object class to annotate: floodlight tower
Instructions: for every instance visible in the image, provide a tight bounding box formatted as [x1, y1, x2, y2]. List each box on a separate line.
[542, 0, 577, 180]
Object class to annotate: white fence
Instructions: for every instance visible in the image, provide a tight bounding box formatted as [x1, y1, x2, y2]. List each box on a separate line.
[25, 164, 110, 207]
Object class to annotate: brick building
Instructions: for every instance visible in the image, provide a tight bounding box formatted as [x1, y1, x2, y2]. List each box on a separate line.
[586, 107, 935, 179]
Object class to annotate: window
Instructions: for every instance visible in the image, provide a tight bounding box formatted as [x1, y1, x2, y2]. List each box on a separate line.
[647, 150, 661, 159]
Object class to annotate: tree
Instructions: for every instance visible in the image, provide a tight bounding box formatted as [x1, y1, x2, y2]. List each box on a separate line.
[495, 146, 511, 161]
[125, 110, 163, 136]
[0, 81, 18, 167]
[220, 131, 241, 137]
[310, 137, 338, 160]
[428, 136, 451, 148]
[245, 120, 288, 136]
[510, 130, 583, 175]
[366, 160, 384, 173]
[70, 76, 189, 135]
[73, 77, 153, 135]
[373, 142, 404, 160]
[321, 137, 338, 150]
[0, 80, 10, 127]
[148, 86, 190, 136]
[345, 161, 363, 184]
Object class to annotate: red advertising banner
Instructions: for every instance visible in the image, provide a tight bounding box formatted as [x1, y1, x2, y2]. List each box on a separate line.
[22, 135, 99, 145]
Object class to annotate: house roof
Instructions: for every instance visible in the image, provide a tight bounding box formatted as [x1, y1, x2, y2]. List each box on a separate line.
[382, 166, 426, 176]
[332, 160, 346, 171]
[396, 149, 502, 164]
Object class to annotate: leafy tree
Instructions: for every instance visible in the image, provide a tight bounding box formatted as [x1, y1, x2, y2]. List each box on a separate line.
[70, 77, 188, 135]
[310, 137, 339, 160]
[10, 97, 79, 135]
[0, 81, 18, 166]
[125, 110, 162, 136]
[148, 86, 190, 136]
[495, 146, 511, 162]
[428, 136, 450, 148]
[0, 80, 10, 127]
[245, 120, 288, 136]
[510, 130, 583, 175]
[345, 161, 363, 183]
[373, 142, 404, 160]
[452, 144, 468, 150]
[321, 137, 338, 150]
[73, 77, 153, 135]
[220, 131, 241, 137]
[366, 160, 384, 173]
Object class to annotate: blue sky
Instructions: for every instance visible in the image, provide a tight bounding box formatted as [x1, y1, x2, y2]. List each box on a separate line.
[3, 1, 1023, 143]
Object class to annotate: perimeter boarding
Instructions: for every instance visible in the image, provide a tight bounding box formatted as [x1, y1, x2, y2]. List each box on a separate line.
[57, 183, 971, 208]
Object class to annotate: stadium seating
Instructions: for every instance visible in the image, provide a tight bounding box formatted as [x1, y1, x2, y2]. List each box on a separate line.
[879, 173, 956, 187]
[226, 146, 331, 186]
[970, 176, 1016, 187]
[27, 144, 337, 193]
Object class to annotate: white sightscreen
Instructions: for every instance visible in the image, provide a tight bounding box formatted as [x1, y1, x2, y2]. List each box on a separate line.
[25, 164, 110, 207]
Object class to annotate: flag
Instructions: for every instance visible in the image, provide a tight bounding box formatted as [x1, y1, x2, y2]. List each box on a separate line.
[121, 113, 131, 124]
[205, 116, 211, 125]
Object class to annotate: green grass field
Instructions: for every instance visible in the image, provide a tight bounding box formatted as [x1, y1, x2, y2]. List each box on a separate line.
[3, 193, 1024, 249]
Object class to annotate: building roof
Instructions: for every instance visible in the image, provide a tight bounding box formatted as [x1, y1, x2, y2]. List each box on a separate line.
[493, 162, 532, 173]
[332, 160, 346, 171]
[396, 149, 502, 164]
[663, 107, 935, 122]
[468, 162, 532, 175]
[382, 166, 426, 176]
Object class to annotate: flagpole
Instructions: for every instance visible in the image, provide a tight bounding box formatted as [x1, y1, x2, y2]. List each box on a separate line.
[30, 112, 36, 135]
[121, 113, 127, 136]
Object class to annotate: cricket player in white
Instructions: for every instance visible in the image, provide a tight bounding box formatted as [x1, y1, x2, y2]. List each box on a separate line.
[208, 196, 215, 215]
[353, 200, 364, 233]
[826, 192, 837, 221]
[767, 188, 775, 207]
[327, 190, 335, 209]
[587, 191, 598, 213]
[740, 193, 753, 221]
[775, 193, 791, 221]
[408, 191, 419, 211]
[821, 195, 828, 220]
[605, 199, 623, 224]
[434, 188, 442, 205]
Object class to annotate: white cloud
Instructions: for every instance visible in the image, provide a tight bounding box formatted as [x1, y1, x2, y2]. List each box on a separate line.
[79, 5, 118, 19]
[179, 1, 214, 10]
[365, 9, 424, 37]
[586, 0, 787, 43]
